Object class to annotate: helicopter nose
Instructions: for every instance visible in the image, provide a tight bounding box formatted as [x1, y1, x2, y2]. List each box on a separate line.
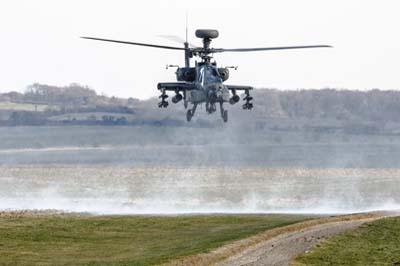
[209, 84, 223, 91]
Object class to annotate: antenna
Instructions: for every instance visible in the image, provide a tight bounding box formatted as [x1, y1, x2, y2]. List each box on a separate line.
[185, 12, 188, 44]
[184, 12, 190, 68]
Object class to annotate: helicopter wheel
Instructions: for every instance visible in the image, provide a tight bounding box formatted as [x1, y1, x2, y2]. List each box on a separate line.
[222, 110, 228, 122]
[186, 109, 193, 122]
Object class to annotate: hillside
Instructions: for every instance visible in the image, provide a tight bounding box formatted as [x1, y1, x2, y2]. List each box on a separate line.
[1, 83, 400, 134]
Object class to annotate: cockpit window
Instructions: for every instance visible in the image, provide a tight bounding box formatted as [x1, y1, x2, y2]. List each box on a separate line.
[198, 66, 222, 85]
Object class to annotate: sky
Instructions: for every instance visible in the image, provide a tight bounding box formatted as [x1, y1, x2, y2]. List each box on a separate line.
[0, 0, 399, 99]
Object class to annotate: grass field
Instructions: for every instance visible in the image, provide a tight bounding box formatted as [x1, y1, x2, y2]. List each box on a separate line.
[0, 213, 312, 266]
[294, 216, 400, 266]
[0, 101, 55, 112]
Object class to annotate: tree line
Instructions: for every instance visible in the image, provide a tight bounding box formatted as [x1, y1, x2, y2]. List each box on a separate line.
[1, 84, 400, 132]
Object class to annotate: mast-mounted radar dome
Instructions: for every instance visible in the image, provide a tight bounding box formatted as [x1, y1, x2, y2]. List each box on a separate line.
[195, 29, 219, 39]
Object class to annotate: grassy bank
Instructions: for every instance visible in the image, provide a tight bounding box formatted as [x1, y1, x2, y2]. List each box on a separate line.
[294, 216, 400, 266]
[0, 213, 312, 266]
[0, 101, 53, 111]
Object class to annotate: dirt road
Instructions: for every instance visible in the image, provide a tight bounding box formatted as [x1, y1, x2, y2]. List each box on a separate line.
[216, 217, 381, 266]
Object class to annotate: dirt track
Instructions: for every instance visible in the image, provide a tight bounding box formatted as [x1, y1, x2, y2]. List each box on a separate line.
[216, 215, 390, 266]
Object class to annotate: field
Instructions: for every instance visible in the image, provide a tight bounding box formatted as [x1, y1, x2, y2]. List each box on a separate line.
[1, 126, 400, 265]
[2, 125, 400, 167]
[0, 213, 312, 266]
[293, 216, 400, 266]
[0, 102, 55, 112]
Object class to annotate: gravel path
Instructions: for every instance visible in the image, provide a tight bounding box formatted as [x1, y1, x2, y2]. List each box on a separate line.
[216, 217, 378, 266]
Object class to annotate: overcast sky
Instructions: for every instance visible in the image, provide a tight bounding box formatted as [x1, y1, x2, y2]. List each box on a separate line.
[0, 0, 399, 99]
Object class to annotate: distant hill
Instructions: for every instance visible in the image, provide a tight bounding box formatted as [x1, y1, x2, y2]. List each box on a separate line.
[1, 83, 400, 134]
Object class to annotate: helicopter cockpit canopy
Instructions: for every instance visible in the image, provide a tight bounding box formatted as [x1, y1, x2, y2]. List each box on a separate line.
[198, 65, 222, 85]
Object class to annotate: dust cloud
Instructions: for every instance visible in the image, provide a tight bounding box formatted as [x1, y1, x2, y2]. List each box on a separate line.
[1, 166, 399, 214]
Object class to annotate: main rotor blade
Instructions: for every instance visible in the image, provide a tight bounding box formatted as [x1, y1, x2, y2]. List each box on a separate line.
[81, 36, 186, 50]
[212, 45, 332, 53]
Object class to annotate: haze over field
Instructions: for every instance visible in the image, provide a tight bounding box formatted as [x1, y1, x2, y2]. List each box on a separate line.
[0, 126, 399, 214]
[1, 87, 400, 214]
[1, 166, 400, 215]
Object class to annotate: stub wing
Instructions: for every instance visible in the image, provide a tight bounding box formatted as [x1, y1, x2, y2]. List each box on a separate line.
[225, 85, 253, 92]
[157, 82, 195, 108]
[157, 82, 196, 92]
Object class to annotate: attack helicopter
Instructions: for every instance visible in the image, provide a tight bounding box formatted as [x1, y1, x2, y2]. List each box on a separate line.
[82, 29, 331, 122]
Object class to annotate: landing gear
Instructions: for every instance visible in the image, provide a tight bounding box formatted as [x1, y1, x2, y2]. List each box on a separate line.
[186, 109, 193, 122]
[183, 91, 188, 109]
[222, 109, 228, 122]
[242, 89, 253, 110]
[220, 102, 228, 123]
[158, 90, 169, 108]
[186, 104, 197, 122]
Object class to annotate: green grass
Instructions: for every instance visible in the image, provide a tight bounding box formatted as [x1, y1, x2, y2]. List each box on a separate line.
[0, 102, 55, 111]
[0, 214, 312, 266]
[295, 217, 400, 266]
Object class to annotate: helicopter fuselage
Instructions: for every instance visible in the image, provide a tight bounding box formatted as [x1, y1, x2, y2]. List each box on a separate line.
[181, 64, 229, 105]
[157, 60, 253, 122]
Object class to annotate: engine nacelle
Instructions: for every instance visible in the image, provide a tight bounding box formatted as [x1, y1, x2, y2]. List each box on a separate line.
[176, 67, 196, 82]
[218, 68, 230, 82]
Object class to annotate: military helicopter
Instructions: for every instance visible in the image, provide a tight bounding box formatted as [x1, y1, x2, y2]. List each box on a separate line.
[82, 29, 331, 122]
